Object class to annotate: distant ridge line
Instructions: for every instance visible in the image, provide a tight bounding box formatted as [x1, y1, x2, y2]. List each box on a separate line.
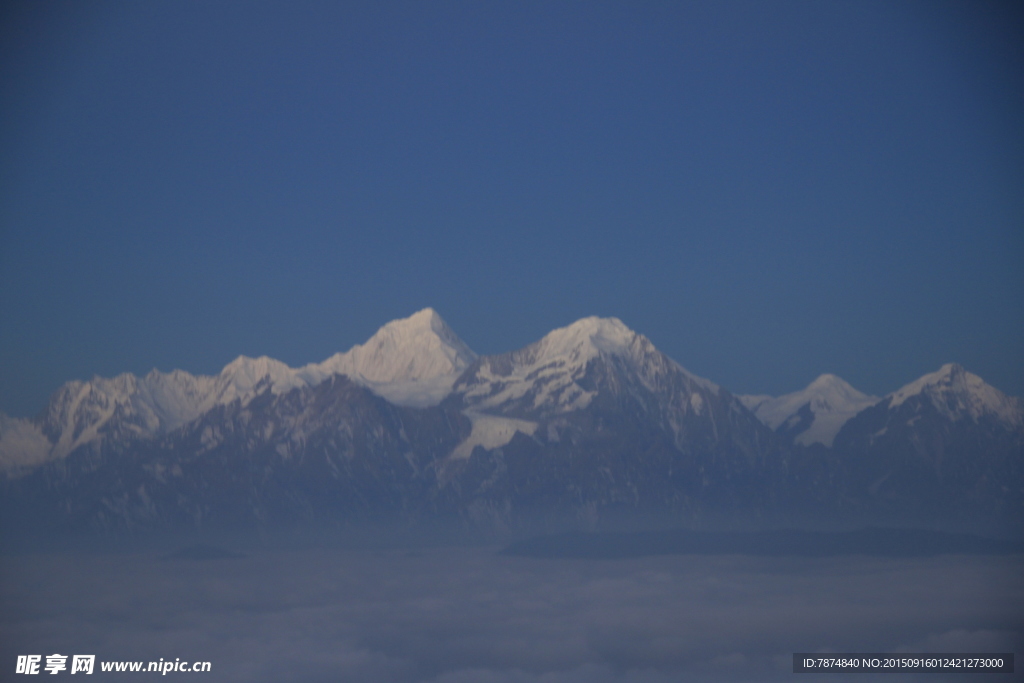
[500, 528, 1024, 559]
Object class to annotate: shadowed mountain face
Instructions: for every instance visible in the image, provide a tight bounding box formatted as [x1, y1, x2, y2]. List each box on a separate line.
[743, 364, 1024, 531]
[1, 313, 1022, 536]
[439, 317, 783, 525]
[831, 389, 1024, 521]
[2, 376, 473, 533]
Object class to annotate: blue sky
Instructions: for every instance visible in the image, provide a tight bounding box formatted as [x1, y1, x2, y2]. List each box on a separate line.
[1, 0, 1022, 417]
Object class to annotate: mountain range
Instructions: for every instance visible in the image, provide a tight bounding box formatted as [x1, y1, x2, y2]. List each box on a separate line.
[1, 309, 1021, 535]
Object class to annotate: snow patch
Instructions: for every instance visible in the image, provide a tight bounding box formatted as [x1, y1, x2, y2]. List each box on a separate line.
[451, 413, 538, 459]
[737, 394, 772, 413]
[364, 374, 464, 408]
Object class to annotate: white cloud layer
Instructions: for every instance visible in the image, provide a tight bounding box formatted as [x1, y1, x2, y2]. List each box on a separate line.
[1, 545, 1021, 682]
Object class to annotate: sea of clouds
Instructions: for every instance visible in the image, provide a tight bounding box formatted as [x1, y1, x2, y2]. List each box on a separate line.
[2, 542, 1021, 682]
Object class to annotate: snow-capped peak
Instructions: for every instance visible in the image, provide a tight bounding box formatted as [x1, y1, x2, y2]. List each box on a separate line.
[805, 373, 876, 405]
[511, 315, 715, 392]
[454, 314, 718, 425]
[740, 374, 879, 447]
[221, 355, 302, 393]
[0, 309, 479, 473]
[887, 363, 1022, 426]
[531, 316, 638, 365]
[308, 308, 477, 385]
[888, 363, 967, 407]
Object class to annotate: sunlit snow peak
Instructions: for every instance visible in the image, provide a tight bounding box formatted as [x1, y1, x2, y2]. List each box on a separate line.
[887, 363, 1022, 426]
[740, 374, 879, 447]
[311, 308, 476, 384]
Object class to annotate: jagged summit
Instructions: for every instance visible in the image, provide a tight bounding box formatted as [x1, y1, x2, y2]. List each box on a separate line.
[454, 314, 718, 425]
[887, 363, 1022, 426]
[220, 355, 304, 395]
[466, 315, 660, 383]
[532, 316, 637, 362]
[741, 363, 1024, 448]
[453, 316, 645, 420]
[515, 315, 715, 388]
[803, 374, 880, 409]
[889, 363, 968, 407]
[740, 373, 879, 448]
[311, 308, 476, 384]
[0, 309, 478, 472]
